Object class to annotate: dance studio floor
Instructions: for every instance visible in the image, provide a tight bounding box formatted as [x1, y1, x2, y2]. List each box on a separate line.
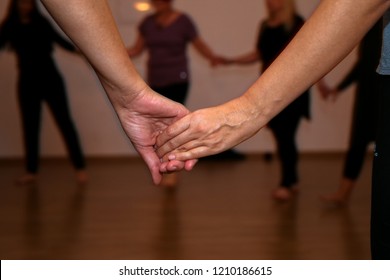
[0, 153, 373, 260]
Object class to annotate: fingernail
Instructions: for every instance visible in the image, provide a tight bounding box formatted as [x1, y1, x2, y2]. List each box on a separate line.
[168, 154, 176, 160]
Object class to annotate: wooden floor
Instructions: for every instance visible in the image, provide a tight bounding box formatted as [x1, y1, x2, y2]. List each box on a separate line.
[0, 153, 373, 260]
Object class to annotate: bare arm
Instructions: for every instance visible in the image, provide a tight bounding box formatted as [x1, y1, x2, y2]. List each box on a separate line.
[192, 37, 220, 66]
[40, 0, 195, 184]
[227, 50, 260, 65]
[156, 0, 390, 163]
[127, 34, 145, 58]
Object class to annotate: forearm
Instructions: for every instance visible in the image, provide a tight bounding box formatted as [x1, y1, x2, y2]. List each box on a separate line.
[127, 35, 145, 58]
[155, 0, 390, 162]
[40, 0, 148, 107]
[192, 37, 217, 61]
[231, 51, 259, 64]
[243, 0, 390, 125]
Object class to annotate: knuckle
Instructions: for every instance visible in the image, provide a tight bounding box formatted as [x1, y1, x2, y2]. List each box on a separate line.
[165, 126, 176, 138]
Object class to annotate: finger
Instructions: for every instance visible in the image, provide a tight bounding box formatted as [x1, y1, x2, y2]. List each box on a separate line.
[168, 146, 217, 162]
[165, 160, 185, 172]
[156, 130, 201, 158]
[159, 159, 198, 173]
[185, 159, 198, 171]
[159, 159, 185, 173]
[159, 161, 169, 173]
[138, 147, 163, 185]
[156, 116, 191, 148]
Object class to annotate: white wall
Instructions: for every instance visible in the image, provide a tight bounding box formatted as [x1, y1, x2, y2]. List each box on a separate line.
[0, 0, 359, 158]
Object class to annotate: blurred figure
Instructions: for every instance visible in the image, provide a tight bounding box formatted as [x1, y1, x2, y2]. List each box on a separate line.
[127, 0, 225, 187]
[318, 20, 382, 205]
[220, 0, 310, 201]
[0, 0, 87, 185]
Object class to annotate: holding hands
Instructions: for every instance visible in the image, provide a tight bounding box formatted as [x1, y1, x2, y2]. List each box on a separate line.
[156, 95, 264, 172]
[317, 80, 339, 102]
[113, 86, 197, 183]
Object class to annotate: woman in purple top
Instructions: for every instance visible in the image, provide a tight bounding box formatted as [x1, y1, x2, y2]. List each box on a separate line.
[127, 0, 220, 187]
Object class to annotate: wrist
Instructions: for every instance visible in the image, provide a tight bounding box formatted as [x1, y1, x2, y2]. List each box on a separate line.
[100, 73, 148, 110]
[218, 95, 265, 143]
[241, 87, 273, 127]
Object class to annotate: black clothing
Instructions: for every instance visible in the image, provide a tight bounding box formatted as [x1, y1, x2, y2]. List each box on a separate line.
[257, 15, 310, 188]
[151, 82, 189, 105]
[371, 75, 390, 259]
[257, 15, 310, 123]
[337, 21, 382, 180]
[270, 114, 301, 187]
[0, 16, 85, 173]
[0, 16, 76, 74]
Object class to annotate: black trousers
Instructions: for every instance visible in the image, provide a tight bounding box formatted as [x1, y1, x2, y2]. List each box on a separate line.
[151, 82, 189, 105]
[371, 75, 390, 259]
[269, 114, 301, 188]
[18, 72, 85, 173]
[343, 74, 379, 180]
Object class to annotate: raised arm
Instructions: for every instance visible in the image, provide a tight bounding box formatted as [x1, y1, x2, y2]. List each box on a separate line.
[40, 0, 146, 94]
[192, 37, 221, 66]
[127, 33, 145, 58]
[226, 50, 260, 65]
[40, 0, 195, 184]
[156, 0, 390, 164]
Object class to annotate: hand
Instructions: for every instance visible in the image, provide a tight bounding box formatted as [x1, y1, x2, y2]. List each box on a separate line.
[318, 83, 339, 102]
[156, 96, 263, 164]
[210, 56, 232, 67]
[114, 87, 197, 184]
[317, 80, 332, 100]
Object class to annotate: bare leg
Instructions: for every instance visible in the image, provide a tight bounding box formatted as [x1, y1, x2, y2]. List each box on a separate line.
[272, 184, 299, 202]
[75, 169, 88, 186]
[15, 173, 38, 185]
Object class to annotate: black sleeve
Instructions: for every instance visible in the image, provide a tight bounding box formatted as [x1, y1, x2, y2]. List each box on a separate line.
[44, 18, 76, 52]
[0, 21, 10, 50]
[336, 61, 360, 91]
[255, 20, 267, 54]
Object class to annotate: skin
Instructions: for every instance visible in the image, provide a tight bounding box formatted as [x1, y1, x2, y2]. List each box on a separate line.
[127, 0, 217, 187]
[156, 0, 390, 172]
[39, 0, 196, 185]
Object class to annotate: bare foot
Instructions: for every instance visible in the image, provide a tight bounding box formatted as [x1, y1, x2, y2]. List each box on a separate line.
[160, 173, 178, 189]
[15, 173, 37, 185]
[76, 170, 88, 186]
[320, 178, 355, 206]
[272, 187, 293, 202]
[320, 192, 348, 205]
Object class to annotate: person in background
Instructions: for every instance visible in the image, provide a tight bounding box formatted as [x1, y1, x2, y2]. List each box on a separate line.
[0, 0, 87, 185]
[127, 0, 242, 187]
[318, 20, 382, 205]
[154, 0, 390, 259]
[220, 0, 310, 201]
[37, 0, 197, 187]
[38, 0, 390, 259]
